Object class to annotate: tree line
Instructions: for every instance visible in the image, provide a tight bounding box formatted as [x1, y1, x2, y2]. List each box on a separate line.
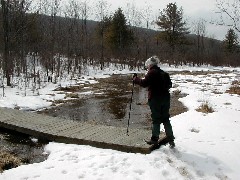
[0, 0, 239, 86]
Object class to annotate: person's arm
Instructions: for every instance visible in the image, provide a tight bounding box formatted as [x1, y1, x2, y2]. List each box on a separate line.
[133, 71, 152, 88]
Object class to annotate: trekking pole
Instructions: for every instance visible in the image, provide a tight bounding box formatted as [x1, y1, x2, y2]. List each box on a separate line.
[127, 73, 137, 136]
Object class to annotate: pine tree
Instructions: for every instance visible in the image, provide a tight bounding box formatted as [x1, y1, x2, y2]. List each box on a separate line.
[107, 8, 134, 50]
[156, 3, 188, 52]
[223, 28, 238, 53]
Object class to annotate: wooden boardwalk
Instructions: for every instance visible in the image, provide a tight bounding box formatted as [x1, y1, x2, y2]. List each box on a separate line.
[0, 107, 164, 154]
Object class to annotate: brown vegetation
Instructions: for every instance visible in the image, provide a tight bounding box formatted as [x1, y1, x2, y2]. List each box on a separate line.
[196, 102, 214, 113]
[0, 152, 21, 172]
[226, 80, 240, 95]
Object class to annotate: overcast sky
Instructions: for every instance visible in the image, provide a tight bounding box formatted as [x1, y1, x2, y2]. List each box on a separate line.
[88, 0, 234, 41]
[54, 0, 239, 41]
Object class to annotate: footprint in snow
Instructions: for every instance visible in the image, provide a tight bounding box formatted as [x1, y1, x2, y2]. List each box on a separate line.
[111, 167, 118, 173]
[88, 162, 96, 168]
[33, 175, 41, 178]
[134, 169, 145, 175]
[162, 170, 169, 177]
[61, 170, 67, 174]
[45, 166, 54, 169]
[190, 128, 200, 133]
[78, 174, 85, 179]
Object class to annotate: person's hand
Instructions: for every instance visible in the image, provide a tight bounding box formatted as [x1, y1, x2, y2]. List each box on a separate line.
[132, 73, 137, 82]
[132, 73, 137, 78]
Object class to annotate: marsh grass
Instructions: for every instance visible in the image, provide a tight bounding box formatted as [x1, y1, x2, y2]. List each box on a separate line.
[196, 102, 214, 113]
[226, 80, 240, 95]
[64, 93, 79, 99]
[0, 152, 21, 172]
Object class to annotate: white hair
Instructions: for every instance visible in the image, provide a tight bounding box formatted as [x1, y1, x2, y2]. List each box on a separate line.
[145, 56, 160, 67]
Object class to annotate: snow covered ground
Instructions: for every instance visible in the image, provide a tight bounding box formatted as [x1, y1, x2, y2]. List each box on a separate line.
[0, 64, 240, 180]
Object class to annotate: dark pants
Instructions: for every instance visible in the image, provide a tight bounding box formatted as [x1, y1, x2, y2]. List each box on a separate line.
[148, 95, 174, 140]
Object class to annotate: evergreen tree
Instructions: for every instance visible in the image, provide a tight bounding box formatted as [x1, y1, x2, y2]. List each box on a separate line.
[107, 8, 134, 50]
[223, 28, 238, 53]
[156, 3, 188, 52]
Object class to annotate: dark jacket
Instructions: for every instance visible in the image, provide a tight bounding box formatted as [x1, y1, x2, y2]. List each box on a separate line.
[133, 65, 171, 99]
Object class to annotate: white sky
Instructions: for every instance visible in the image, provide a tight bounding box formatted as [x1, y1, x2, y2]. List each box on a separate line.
[36, 0, 238, 40]
[88, 0, 235, 40]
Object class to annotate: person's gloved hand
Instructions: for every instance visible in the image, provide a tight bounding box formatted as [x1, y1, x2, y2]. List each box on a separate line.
[133, 73, 137, 79]
[132, 73, 137, 83]
[132, 73, 137, 82]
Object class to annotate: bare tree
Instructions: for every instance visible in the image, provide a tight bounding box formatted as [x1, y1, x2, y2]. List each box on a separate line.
[216, 0, 240, 32]
[50, 0, 61, 75]
[139, 3, 153, 59]
[192, 19, 207, 65]
[79, 0, 91, 59]
[38, 0, 61, 77]
[64, 0, 79, 74]
[95, 0, 110, 69]
[1, 0, 11, 86]
[1, 0, 32, 86]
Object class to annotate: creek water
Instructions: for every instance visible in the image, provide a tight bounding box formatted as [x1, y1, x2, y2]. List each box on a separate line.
[41, 74, 152, 129]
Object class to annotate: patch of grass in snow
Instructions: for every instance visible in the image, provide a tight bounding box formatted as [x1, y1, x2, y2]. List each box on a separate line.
[226, 80, 240, 95]
[64, 93, 79, 99]
[196, 102, 214, 114]
[54, 85, 83, 92]
[172, 89, 181, 95]
[0, 151, 21, 172]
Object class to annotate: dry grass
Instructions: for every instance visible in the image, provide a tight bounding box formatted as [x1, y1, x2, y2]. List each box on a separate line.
[54, 85, 82, 92]
[196, 102, 214, 114]
[190, 128, 200, 133]
[64, 93, 79, 99]
[172, 89, 181, 96]
[226, 80, 240, 95]
[0, 152, 21, 172]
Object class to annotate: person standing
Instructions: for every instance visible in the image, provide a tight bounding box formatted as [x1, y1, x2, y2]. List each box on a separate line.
[133, 56, 175, 148]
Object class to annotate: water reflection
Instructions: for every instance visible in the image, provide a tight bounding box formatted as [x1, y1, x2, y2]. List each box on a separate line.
[104, 96, 128, 120]
[40, 74, 151, 128]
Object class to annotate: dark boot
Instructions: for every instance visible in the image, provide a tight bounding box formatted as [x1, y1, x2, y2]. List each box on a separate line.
[165, 136, 175, 148]
[169, 141, 175, 148]
[145, 136, 159, 145]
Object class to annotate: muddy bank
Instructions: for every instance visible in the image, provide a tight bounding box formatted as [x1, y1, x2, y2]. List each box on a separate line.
[0, 128, 48, 172]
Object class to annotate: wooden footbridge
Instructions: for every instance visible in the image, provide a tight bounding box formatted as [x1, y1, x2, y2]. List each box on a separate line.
[0, 107, 164, 154]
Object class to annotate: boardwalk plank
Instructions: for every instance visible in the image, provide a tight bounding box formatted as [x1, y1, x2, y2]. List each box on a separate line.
[0, 107, 155, 154]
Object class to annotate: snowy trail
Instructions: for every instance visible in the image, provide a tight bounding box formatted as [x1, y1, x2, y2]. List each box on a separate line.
[0, 142, 232, 180]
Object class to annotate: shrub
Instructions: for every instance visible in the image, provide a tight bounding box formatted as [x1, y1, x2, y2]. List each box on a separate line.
[196, 102, 214, 113]
[0, 152, 21, 172]
[226, 81, 240, 95]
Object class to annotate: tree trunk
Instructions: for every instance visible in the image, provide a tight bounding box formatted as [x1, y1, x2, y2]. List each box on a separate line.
[1, 0, 11, 86]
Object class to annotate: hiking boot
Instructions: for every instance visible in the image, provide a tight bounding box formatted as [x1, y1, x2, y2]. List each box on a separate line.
[169, 141, 175, 149]
[164, 136, 175, 148]
[145, 136, 159, 145]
